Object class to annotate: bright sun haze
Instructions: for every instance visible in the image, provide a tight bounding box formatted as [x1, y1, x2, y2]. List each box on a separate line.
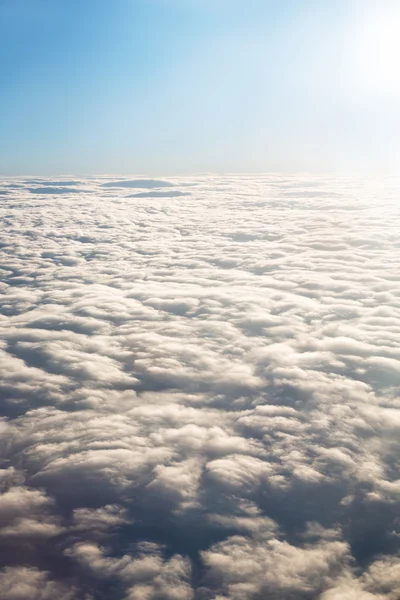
[0, 0, 399, 175]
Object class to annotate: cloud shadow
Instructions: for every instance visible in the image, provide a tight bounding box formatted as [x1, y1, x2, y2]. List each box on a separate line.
[102, 179, 174, 189]
[128, 191, 191, 198]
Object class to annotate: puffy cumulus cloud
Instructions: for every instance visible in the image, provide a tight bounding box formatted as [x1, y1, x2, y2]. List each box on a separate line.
[0, 175, 399, 598]
[67, 542, 193, 600]
[320, 555, 400, 600]
[0, 483, 62, 539]
[0, 567, 78, 600]
[202, 529, 350, 599]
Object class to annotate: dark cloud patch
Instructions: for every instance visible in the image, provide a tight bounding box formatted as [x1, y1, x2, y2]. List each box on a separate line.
[29, 187, 81, 195]
[25, 181, 80, 186]
[101, 179, 175, 189]
[128, 191, 191, 198]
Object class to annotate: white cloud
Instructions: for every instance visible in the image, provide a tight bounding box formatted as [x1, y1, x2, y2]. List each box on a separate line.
[0, 175, 399, 598]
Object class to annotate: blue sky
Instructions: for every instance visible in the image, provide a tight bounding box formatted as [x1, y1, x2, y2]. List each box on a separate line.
[1, 0, 399, 174]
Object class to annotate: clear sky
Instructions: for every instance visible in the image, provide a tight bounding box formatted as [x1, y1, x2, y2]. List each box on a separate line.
[1, 0, 400, 175]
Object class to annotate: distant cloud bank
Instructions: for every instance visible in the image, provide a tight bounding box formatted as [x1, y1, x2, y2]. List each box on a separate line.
[0, 174, 399, 599]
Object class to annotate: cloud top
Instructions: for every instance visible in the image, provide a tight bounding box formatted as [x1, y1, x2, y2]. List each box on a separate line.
[0, 174, 399, 599]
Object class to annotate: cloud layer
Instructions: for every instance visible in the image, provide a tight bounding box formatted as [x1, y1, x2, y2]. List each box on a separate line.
[0, 174, 399, 599]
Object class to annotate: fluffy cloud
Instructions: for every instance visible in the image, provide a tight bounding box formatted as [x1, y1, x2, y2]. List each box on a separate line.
[0, 175, 399, 598]
[0, 567, 78, 600]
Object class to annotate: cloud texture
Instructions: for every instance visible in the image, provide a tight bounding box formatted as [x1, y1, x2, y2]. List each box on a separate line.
[0, 174, 399, 599]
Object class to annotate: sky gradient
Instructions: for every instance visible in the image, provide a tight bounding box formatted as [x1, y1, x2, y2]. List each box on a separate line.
[1, 0, 400, 174]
